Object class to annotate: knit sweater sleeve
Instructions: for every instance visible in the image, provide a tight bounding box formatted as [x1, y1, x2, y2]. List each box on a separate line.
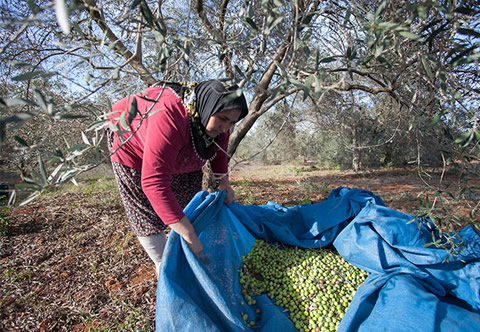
[140, 97, 187, 225]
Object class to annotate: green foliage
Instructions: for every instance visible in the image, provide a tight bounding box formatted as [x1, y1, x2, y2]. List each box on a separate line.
[233, 178, 254, 187]
[82, 297, 153, 332]
[39, 173, 121, 207]
[295, 179, 332, 199]
[289, 165, 320, 176]
[410, 214, 467, 263]
[408, 173, 480, 260]
[2, 266, 33, 283]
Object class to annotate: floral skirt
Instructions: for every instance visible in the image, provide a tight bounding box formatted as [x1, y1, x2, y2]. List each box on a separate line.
[107, 130, 202, 237]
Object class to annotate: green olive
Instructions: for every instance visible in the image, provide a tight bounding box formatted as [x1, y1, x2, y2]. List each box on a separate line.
[239, 240, 367, 332]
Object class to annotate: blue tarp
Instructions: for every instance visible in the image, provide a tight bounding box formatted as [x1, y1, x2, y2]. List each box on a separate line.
[156, 187, 480, 331]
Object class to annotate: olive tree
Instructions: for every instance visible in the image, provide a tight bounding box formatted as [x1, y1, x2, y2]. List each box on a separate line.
[0, 0, 479, 243]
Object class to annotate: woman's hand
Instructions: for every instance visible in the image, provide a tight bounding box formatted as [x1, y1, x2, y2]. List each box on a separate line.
[169, 216, 203, 257]
[184, 236, 203, 258]
[218, 176, 235, 204]
[185, 235, 203, 257]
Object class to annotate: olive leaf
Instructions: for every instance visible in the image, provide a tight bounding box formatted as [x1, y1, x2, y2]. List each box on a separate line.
[14, 136, 30, 147]
[54, 0, 71, 34]
[128, 97, 139, 124]
[38, 155, 48, 184]
[11, 71, 43, 81]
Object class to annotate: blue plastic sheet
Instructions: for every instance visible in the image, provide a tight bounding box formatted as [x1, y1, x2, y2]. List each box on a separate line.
[156, 187, 480, 331]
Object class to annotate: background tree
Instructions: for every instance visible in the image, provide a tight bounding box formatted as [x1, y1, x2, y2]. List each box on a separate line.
[0, 0, 479, 237]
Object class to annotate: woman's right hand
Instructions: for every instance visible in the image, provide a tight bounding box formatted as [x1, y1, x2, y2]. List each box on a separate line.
[185, 235, 203, 257]
[169, 216, 203, 257]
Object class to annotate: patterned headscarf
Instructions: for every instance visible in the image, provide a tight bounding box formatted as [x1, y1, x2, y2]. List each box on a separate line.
[195, 80, 249, 127]
[188, 79, 248, 161]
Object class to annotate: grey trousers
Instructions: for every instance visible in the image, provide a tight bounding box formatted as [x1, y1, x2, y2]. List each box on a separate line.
[137, 232, 167, 273]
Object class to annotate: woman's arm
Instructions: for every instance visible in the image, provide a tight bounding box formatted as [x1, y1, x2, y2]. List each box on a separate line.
[169, 216, 203, 257]
[141, 92, 190, 225]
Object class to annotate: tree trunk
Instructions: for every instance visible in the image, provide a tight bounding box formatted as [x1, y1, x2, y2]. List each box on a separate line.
[352, 127, 361, 172]
[382, 143, 393, 166]
[228, 93, 269, 157]
[202, 163, 216, 192]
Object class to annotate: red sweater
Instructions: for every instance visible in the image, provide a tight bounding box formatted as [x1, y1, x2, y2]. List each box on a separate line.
[107, 86, 229, 225]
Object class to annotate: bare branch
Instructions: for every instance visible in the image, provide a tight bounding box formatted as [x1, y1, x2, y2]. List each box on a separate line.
[195, 0, 233, 78]
[0, 20, 30, 56]
[81, 0, 155, 85]
[194, 0, 215, 36]
[135, 13, 143, 62]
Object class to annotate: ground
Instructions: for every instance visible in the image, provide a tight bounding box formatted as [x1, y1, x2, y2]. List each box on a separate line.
[0, 163, 478, 331]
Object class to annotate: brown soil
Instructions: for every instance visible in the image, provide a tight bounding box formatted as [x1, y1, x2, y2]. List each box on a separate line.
[0, 191, 157, 331]
[230, 164, 480, 222]
[1, 164, 478, 331]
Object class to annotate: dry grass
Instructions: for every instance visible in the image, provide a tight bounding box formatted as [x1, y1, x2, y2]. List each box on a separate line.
[1, 181, 156, 331]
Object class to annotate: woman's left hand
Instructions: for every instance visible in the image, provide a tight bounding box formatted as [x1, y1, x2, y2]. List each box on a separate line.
[218, 176, 235, 204]
[223, 185, 235, 204]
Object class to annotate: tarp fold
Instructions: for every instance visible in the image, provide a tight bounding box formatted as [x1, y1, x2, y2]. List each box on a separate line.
[156, 187, 480, 331]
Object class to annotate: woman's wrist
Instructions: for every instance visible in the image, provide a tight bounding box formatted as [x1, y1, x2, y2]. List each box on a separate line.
[169, 216, 195, 239]
[216, 176, 235, 204]
[169, 216, 202, 256]
[217, 174, 229, 190]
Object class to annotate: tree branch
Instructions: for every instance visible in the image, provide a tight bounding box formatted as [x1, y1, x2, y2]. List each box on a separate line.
[81, 0, 155, 86]
[0, 21, 30, 56]
[135, 13, 143, 62]
[195, 0, 215, 35]
[195, 0, 233, 78]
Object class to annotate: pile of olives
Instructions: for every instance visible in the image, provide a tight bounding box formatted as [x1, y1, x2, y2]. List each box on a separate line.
[239, 240, 367, 332]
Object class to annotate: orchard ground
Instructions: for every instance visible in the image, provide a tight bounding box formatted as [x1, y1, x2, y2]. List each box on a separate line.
[1, 162, 478, 331]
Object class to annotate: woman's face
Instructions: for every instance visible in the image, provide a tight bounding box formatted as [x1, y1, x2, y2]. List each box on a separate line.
[205, 109, 242, 137]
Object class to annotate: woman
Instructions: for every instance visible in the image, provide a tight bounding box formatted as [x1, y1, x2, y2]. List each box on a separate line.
[106, 79, 248, 273]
